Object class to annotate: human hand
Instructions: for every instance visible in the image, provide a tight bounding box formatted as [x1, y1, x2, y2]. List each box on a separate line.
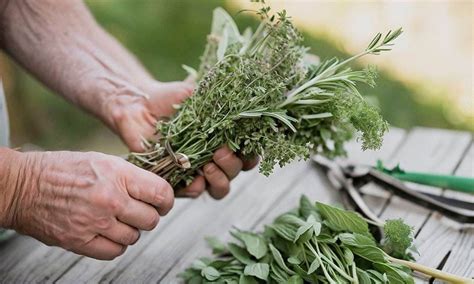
[0, 149, 174, 260]
[103, 80, 258, 199]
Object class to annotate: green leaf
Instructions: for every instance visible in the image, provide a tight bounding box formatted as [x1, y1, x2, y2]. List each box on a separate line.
[244, 263, 269, 281]
[228, 243, 255, 265]
[201, 266, 221, 281]
[182, 64, 197, 78]
[293, 215, 321, 243]
[269, 244, 294, 274]
[357, 268, 372, 284]
[349, 245, 387, 263]
[366, 269, 388, 283]
[270, 261, 289, 283]
[293, 223, 313, 243]
[192, 259, 208, 270]
[338, 233, 376, 247]
[217, 27, 229, 61]
[373, 263, 414, 284]
[339, 233, 386, 262]
[276, 213, 306, 226]
[307, 257, 321, 274]
[343, 248, 354, 265]
[317, 202, 370, 235]
[301, 112, 333, 120]
[286, 275, 304, 284]
[271, 224, 296, 241]
[239, 274, 258, 284]
[287, 256, 301, 265]
[262, 111, 297, 132]
[232, 231, 268, 259]
[298, 195, 319, 220]
[205, 236, 227, 254]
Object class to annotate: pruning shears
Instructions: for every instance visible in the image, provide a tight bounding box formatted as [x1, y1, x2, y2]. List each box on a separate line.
[313, 155, 474, 225]
[377, 161, 474, 194]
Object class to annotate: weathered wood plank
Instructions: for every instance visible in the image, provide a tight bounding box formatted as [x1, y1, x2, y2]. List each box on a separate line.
[378, 128, 470, 230]
[56, 170, 257, 283]
[376, 128, 471, 282]
[428, 143, 474, 283]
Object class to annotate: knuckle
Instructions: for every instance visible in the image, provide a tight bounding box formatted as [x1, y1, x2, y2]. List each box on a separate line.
[155, 180, 174, 214]
[108, 197, 125, 212]
[93, 190, 125, 213]
[204, 163, 218, 176]
[95, 217, 114, 230]
[110, 107, 126, 123]
[122, 230, 140, 245]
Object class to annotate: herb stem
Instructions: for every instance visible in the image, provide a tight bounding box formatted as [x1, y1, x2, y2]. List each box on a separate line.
[387, 256, 472, 284]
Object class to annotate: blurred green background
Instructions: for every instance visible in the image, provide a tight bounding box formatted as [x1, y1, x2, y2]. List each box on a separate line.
[1, 0, 472, 154]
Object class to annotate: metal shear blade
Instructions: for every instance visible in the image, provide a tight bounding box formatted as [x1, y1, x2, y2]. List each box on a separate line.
[313, 155, 474, 224]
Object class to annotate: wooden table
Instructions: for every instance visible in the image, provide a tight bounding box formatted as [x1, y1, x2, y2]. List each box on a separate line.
[0, 127, 472, 283]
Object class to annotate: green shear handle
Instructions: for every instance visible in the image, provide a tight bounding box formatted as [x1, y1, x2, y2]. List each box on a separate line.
[377, 161, 474, 194]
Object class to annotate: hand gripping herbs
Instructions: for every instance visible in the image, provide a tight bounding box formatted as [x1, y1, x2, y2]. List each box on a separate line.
[180, 196, 471, 283]
[128, 5, 402, 187]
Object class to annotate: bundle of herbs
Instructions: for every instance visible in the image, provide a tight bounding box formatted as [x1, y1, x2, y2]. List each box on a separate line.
[180, 196, 471, 283]
[128, 3, 400, 187]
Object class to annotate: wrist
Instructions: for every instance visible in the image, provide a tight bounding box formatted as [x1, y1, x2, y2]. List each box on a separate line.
[0, 148, 41, 229]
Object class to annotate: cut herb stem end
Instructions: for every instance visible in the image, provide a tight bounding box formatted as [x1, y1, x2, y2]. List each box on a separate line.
[387, 256, 473, 284]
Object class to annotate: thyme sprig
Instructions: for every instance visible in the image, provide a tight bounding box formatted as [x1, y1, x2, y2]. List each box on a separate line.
[128, 5, 401, 187]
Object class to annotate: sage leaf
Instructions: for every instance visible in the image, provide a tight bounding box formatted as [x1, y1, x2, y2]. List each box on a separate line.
[191, 259, 207, 270]
[299, 195, 319, 220]
[244, 263, 269, 281]
[232, 231, 268, 259]
[307, 257, 321, 274]
[228, 243, 255, 265]
[201, 266, 220, 281]
[271, 223, 296, 241]
[357, 268, 372, 284]
[350, 245, 387, 263]
[269, 244, 294, 274]
[373, 263, 414, 284]
[317, 202, 369, 235]
[239, 274, 258, 284]
[344, 248, 354, 265]
[286, 275, 304, 284]
[293, 223, 313, 243]
[205, 236, 226, 254]
[287, 256, 301, 265]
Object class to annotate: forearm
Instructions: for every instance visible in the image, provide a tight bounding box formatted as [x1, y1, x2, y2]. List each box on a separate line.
[0, 148, 31, 228]
[0, 0, 153, 124]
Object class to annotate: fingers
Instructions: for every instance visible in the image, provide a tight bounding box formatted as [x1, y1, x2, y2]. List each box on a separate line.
[74, 235, 126, 260]
[213, 146, 243, 179]
[100, 219, 140, 246]
[116, 198, 160, 231]
[124, 166, 174, 216]
[204, 162, 230, 199]
[175, 175, 206, 198]
[242, 156, 259, 171]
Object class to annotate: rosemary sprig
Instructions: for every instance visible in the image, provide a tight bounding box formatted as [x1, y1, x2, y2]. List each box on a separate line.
[128, 5, 401, 187]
